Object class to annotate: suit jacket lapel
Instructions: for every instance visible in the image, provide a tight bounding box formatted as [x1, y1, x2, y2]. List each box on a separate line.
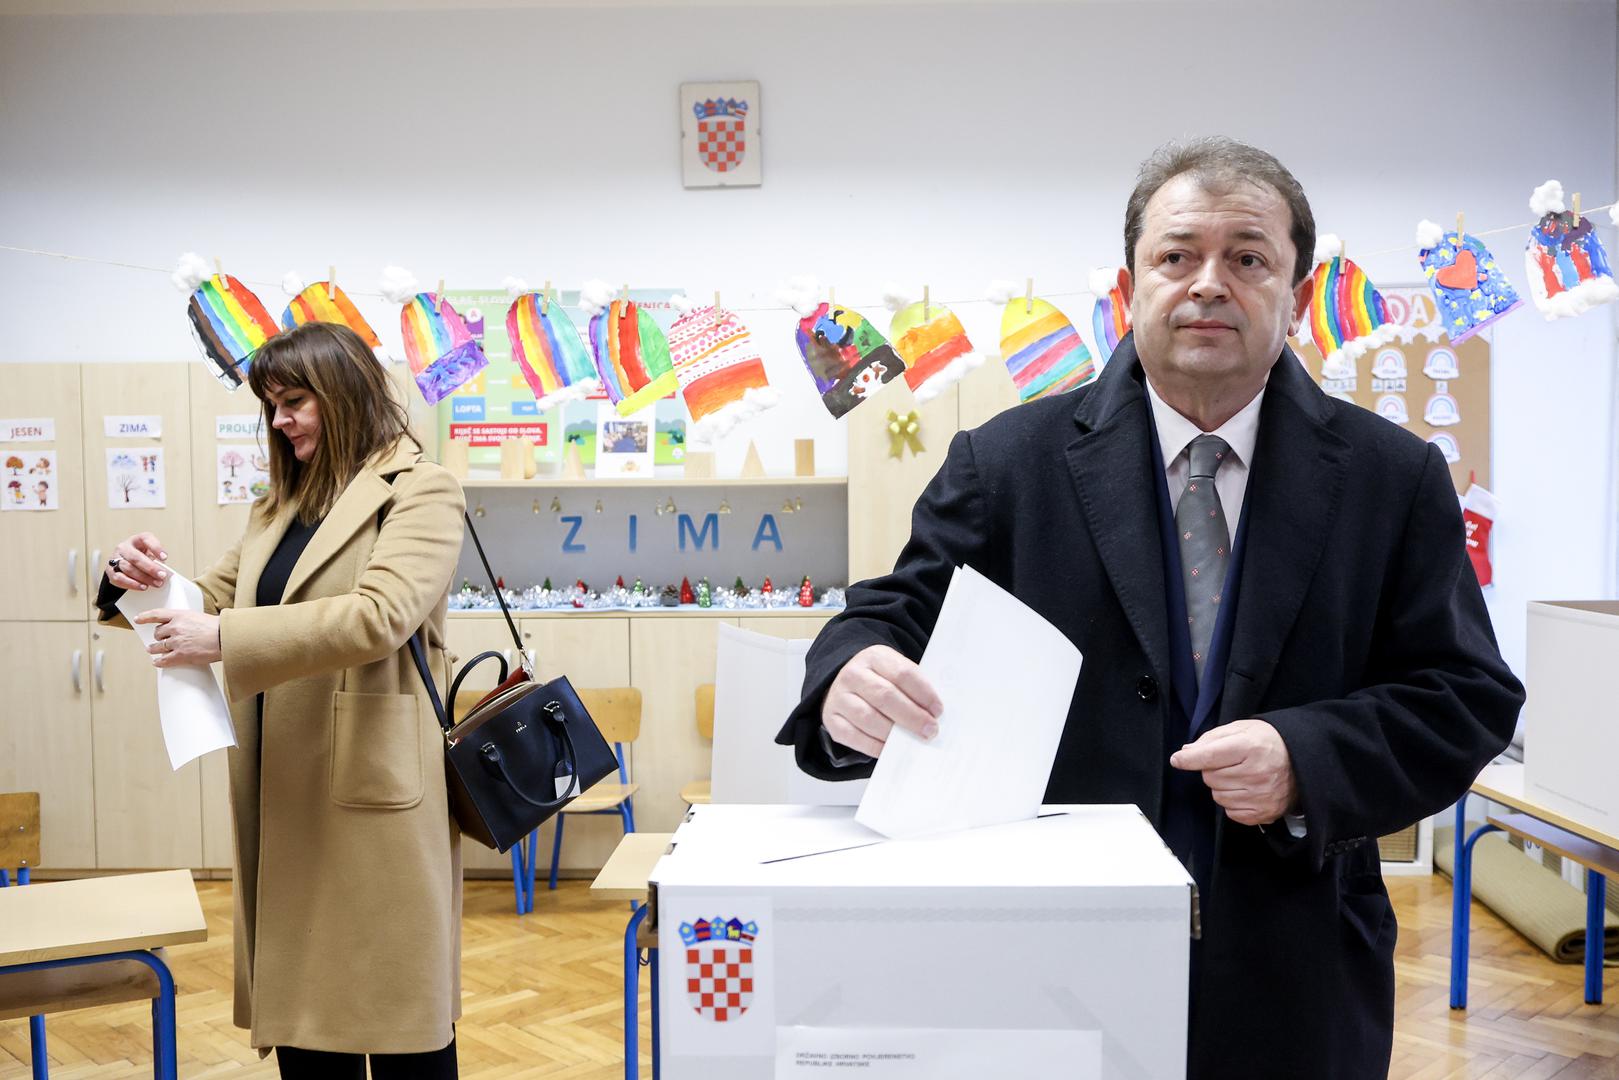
[1066, 335, 1173, 694]
[1222, 348, 1352, 721]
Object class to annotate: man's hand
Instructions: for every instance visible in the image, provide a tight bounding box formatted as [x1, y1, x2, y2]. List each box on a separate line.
[134, 609, 223, 668]
[1170, 718, 1298, 827]
[822, 645, 943, 758]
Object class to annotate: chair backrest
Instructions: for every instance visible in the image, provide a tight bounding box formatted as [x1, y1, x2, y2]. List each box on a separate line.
[695, 683, 716, 740]
[577, 687, 642, 744]
[0, 792, 42, 871]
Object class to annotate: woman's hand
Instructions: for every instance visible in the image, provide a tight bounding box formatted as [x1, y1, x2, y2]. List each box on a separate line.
[135, 610, 222, 667]
[108, 533, 169, 591]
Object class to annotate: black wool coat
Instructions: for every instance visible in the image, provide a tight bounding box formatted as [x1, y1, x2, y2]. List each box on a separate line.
[778, 334, 1522, 1079]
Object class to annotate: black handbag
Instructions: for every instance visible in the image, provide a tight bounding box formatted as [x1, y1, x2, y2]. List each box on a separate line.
[408, 513, 617, 853]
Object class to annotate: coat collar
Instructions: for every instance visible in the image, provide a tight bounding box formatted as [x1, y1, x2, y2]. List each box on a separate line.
[238, 440, 423, 607]
[1066, 332, 1348, 710]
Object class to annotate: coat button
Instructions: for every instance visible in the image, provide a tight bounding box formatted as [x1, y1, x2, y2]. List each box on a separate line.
[1136, 675, 1158, 702]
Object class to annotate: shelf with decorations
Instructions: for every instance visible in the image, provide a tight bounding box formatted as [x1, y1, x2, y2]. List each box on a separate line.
[459, 475, 846, 490]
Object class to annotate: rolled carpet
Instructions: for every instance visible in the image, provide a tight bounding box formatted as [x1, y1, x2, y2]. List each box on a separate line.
[1436, 825, 1619, 963]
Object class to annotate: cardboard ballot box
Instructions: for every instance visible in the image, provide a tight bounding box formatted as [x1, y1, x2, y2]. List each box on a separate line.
[652, 804, 1194, 1080]
[1524, 601, 1619, 836]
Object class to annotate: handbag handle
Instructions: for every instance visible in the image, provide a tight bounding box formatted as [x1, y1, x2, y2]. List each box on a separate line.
[477, 702, 582, 809]
[447, 650, 510, 729]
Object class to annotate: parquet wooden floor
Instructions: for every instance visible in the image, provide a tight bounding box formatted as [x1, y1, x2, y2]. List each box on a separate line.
[1, 874, 1615, 1078]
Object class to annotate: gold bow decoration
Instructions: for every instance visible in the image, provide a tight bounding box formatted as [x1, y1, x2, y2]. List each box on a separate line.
[886, 410, 924, 459]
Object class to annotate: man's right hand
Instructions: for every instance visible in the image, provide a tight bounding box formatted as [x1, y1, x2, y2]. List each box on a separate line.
[107, 532, 169, 591]
[822, 645, 943, 758]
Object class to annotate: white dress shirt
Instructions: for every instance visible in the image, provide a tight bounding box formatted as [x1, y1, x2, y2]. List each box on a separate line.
[1144, 376, 1306, 838]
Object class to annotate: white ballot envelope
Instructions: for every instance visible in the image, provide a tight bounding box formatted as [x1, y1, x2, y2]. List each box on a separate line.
[855, 564, 1082, 839]
[115, 568, 237, 771]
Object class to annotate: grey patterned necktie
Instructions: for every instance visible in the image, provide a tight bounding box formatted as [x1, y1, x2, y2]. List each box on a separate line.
[1177, 434, 1232, 684]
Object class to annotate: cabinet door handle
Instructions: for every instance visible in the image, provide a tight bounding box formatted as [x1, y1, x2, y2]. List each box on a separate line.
[68, 549, 79, 595]
[91, 549, 102, 581]
[71, 649, 83, 694]
[94, 650, 105, 693]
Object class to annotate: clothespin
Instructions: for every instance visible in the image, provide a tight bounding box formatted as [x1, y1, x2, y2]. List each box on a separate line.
[213, 256, 224, 282]
[620, 283, 629, 304]
[327, 265, 336, 300]
[713, 290, 722, 328]
[542, 279, 551, 315]
[436, 279, 445, 314]
[1572, 193, 1582, 226]
[1024, 277, 1034, 315]
[1455, 212, 1465, 246]
[923, 284, 931, 321]
[828, 286, 835, 309]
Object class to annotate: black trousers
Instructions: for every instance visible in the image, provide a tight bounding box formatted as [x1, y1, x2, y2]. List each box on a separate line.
[276, 1034, 457, 1080]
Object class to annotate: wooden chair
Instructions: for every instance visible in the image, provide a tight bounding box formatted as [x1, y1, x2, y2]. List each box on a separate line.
[547, 687, 641, 892]
[680, 683, 716, 806]
[0, 792, 176, 1080]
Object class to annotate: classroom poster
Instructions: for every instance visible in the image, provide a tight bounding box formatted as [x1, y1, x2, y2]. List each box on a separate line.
[3, 449, 58, 511]
[216, 443, 269, 505]
[106, 447, 166, 509]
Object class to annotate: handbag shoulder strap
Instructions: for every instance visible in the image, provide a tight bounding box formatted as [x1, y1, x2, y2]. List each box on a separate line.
[409, 633, 451, 736]
[462, 511, 525, 661]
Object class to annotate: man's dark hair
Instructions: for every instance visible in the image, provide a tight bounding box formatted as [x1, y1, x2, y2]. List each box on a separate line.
[1124, 137, 1317, 286]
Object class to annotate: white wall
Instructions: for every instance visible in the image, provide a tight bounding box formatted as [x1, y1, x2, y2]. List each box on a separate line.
[2, 0, 1615, 679]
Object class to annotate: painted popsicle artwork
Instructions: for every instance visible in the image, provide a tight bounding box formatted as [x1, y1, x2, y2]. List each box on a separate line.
[887, 298, 979, 402]
[1522, 181, 1618, 320]
[281, 281, 387, 360]
[399, 293, 490, 405]
[507, 292, 600, 409]
[1089, 267, 1132, 365]
[187, 274, 280, 390]
[793, 302, 906, 419]
[588, 300, 678, 417]
[666, 303, 777, 445]
[1415, 222, 1522, 344]
[1307, 236, 1400, 380]
[996, 295, 1095, 402]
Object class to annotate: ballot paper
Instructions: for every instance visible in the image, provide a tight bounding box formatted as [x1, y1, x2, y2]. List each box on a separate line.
[776, 1025, 1100, 1079]
[115, 568, 236, 771]
[855, 565, 1081, 839]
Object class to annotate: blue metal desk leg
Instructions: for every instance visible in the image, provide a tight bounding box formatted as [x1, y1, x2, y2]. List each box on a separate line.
[0, 950, 176, 1080]
[1586, 870, 1607, 1005]
[650, 941, 660, 1080]
[1451, 796, 1469, 1009]
[625, 902, 650, 1080]
[28, 1016, 46, 1080]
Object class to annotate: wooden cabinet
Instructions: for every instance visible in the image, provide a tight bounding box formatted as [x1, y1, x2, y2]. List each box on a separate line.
[0, 622, 97, 868]
[188, 363, 258, 574]
[735, 615, 835, 642]
[88, 623, 204, 869]
[629, 616, 738, 833]
[0, 365, 89, 620]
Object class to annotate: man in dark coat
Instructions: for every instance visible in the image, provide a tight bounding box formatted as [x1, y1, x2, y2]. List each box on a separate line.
[777, 137, 1523, 1079]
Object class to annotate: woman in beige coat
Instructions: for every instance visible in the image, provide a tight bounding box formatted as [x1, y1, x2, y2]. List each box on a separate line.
[99, 322, 465, 1078]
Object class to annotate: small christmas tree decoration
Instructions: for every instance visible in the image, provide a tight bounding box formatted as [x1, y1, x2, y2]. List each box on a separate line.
[542, 577, 553, 591]
[697, 578, 712, 608]
[798, 575, 814, 607]
[734, 575, 746, 592]
[680, 576, 695, 605]
[616, 575, 626, 589]
[761, 576, 774, 594]
[1306, 236, 1401, 380]
[1414, 220, 1522, 344]
[1089, 267, 1132, 367]
[574, 579, 589, 593]
[495, 576, 505, 590]
[1461, 480, 1498, 588]
[1523, 181, 1618, 320]
[631, 577, 645, 595]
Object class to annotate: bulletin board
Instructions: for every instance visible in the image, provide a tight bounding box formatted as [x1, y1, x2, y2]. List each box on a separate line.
[1290, 286, 1489, 493]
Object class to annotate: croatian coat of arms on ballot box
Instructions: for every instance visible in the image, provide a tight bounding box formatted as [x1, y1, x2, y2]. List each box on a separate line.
[680, 81, 761, 188]
[681, 916, 759, 1021]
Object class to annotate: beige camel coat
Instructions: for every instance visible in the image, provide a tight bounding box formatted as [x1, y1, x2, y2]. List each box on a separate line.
[124, 442, 466, 1053]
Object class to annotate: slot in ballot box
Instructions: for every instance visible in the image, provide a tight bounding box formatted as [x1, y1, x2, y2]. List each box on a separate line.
[651, 803, 1194, 1080]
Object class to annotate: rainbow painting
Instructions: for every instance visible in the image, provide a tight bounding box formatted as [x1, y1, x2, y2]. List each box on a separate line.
[667, 305, 777, 444]
[888, 302, 978, 402]
[187, 274, 281, 389]
[506, 293, 598, 408]
[1089, 268, 1131, 365]
[281, 282, 386, 358]
[1307, 239, 1399, 379]
[588, 300, 678, 416]
[399, 293, 490, 405]
[998, 297, 1095, 402]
